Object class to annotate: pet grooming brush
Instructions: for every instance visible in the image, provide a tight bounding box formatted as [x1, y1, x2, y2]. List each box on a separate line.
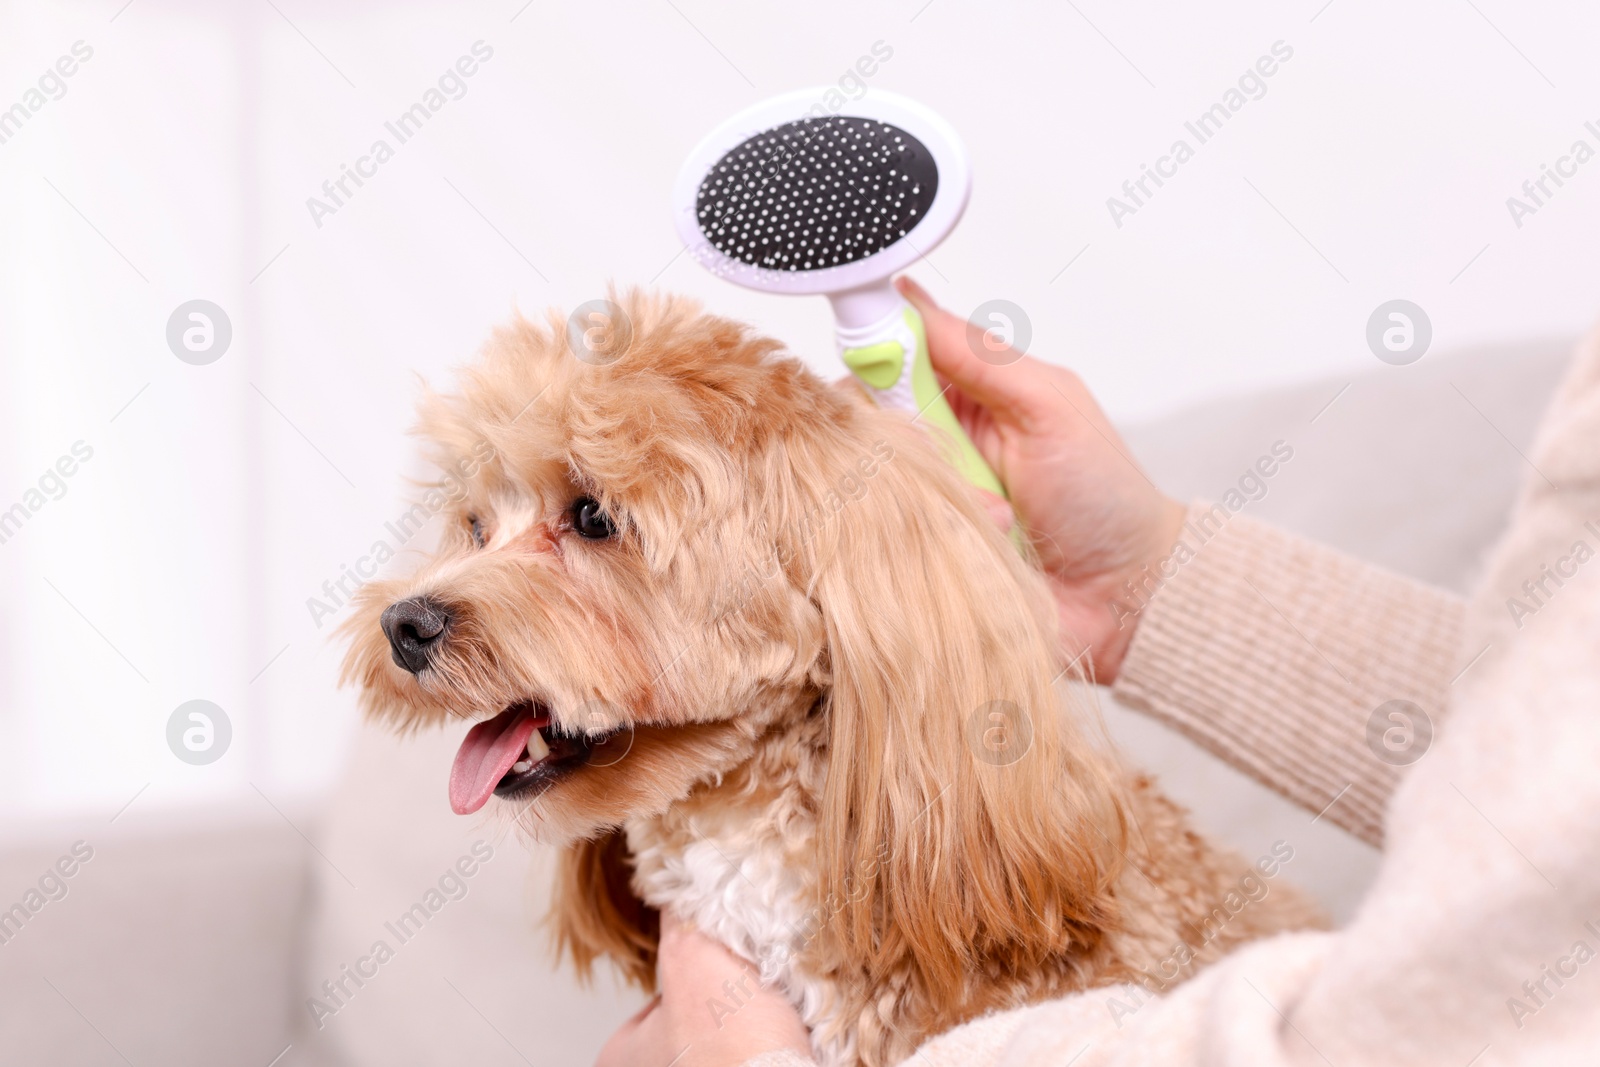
[675, 88, 1002, 497]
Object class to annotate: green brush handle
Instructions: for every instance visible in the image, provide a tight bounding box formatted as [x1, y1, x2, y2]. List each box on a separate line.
[840, 303, 1006, 499]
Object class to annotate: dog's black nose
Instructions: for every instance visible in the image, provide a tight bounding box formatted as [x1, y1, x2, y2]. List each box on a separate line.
[380, 596, 450, 674]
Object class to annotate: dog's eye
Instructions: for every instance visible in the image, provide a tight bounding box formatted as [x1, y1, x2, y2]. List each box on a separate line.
[570, 497, 615, 540]
[468, 515, 487, 548]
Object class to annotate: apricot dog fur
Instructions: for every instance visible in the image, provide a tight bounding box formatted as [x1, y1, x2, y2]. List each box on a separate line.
[341, 292, 1322, 1067]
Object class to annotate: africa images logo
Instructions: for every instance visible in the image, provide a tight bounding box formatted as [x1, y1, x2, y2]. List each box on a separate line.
[305, 41, 495, 229]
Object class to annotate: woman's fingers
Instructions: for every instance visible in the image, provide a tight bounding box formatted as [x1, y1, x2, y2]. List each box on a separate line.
[895, 275, 1053, 430]
[975, 488, 1014, 532]
[593, 995, 663, 1067]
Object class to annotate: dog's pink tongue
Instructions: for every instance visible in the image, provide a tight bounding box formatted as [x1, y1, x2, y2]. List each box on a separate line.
[450, 707, 540, 815]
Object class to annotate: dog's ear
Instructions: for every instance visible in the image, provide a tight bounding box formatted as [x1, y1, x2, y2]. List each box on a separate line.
[790, 407, 1127, 1019]
[549, 829, 659, 992]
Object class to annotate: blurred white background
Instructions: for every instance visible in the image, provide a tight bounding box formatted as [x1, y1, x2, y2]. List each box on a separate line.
[0, 0, 1596, 1062]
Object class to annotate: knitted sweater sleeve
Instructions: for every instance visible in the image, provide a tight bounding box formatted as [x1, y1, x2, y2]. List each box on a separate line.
[1110, 503, 1466, 847]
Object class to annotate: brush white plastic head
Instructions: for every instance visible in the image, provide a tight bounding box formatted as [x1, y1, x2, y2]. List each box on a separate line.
[676, 89, 999, 495]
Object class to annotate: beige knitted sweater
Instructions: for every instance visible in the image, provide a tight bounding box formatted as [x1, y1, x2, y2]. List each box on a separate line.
[744, 329, 1600, 1067]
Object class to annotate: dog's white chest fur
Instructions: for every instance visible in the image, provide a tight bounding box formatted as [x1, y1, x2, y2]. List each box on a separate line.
[627, 799, 853, 1066]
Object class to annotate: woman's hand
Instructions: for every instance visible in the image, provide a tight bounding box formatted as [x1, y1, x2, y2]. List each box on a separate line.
[897, 276, 1185, 683]
[595, 913, 811, 1067]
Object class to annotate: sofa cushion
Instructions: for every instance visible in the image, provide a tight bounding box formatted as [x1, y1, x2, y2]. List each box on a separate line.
[0, 813, 309, 1067]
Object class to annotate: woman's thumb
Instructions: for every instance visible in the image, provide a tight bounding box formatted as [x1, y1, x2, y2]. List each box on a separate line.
[895, 275, 1044, 422]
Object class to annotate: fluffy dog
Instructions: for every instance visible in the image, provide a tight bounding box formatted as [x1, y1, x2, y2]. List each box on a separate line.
[341, 292, 1323, 1067]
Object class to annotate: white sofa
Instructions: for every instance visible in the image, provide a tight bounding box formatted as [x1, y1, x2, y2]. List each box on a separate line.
[0, 338, 1573, 1066]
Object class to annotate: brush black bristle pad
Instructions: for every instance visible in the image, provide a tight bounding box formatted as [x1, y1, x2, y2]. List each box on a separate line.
[695, 116, 939, 272]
